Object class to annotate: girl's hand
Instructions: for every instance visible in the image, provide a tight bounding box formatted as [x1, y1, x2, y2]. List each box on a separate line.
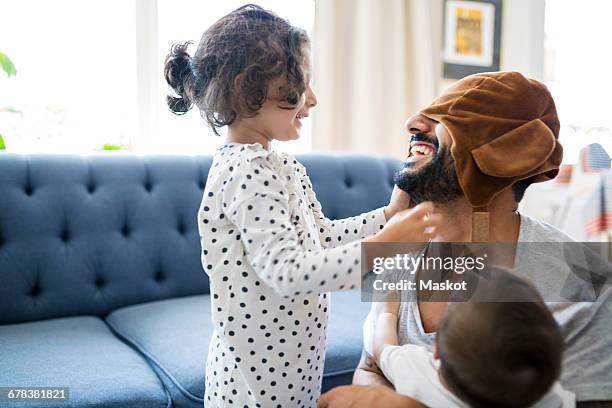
[369, 202, 441, 244]
[384, 186, 414, 221]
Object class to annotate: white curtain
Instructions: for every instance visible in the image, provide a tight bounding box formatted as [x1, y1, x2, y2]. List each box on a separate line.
[312, 0, 442, 157]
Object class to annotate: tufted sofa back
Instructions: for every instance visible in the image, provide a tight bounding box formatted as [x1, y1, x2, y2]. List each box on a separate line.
[0, 154, 400, 325]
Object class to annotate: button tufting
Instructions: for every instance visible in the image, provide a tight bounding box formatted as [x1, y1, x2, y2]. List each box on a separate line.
[30, 283, 40, 297]
[177, 221, 186, 235]
[24, 183, 34, 196]
[87, 182, 96, 194]
[95, 276, 105, 287]
[121, 223, 130, 238]
[344, 179, 352, 188]
[198, 179, 205, 190]
[143, 180, 153, 193]
[60, 226, 70, 242]
[154, 270, 165, 282]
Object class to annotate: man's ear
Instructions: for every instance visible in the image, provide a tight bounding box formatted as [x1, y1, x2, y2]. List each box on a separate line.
[471, 119, 556, 178]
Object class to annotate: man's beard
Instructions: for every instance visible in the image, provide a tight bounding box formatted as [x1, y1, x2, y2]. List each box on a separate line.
[393, 146, 464, 204]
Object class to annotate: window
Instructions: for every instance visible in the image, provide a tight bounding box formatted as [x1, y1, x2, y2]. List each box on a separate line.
[544, 0, 612, 164]
[0, 0, 315, 154]
[0, 0, 138, 153]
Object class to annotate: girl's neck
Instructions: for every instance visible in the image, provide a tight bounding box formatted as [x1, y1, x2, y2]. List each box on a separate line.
[226, 122, 272, 150]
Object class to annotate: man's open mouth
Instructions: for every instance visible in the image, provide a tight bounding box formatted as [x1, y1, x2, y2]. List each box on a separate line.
[407, 138, 437, 161]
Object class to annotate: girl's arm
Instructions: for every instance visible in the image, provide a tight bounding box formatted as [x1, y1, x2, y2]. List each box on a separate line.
[318, 210, 387, 249]
[222, 157, 435, 297]
[222, 156, 366, 296]
[318, 187, 413, 249]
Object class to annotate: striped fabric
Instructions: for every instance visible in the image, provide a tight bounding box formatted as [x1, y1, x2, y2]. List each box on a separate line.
[581, 143, 611, 172]
[585, 173, 612, 236]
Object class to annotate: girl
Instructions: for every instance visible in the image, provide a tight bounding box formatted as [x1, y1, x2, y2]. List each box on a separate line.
[164, 5, 441, 407]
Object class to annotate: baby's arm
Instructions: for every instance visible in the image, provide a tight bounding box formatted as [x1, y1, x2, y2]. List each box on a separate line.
[372, 292, 400, 367]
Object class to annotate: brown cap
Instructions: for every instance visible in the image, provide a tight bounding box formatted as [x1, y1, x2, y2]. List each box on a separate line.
[419, 71, 563, 209]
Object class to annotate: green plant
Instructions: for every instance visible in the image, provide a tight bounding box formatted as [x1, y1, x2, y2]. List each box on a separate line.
[0, 52, 16, 77]
[101, 144, 122, 150]
[0, 51, 17, 150]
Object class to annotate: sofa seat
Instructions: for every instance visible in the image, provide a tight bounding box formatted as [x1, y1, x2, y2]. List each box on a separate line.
[0, 316, 170, 408]
[106, 295, 211, 408]
[104, 290, 371, 408]
[322, 289, 372, 392]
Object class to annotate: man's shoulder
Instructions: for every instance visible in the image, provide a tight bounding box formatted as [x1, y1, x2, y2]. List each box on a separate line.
[519, 213, 576, 243]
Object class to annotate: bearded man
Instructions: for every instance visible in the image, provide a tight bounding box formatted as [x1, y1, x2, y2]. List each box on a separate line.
[320, 72, 612, 408]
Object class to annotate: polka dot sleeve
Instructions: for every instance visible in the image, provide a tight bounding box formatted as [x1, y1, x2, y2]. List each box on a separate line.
[222, 156, 364, 297]
[317, 208, 387, 249]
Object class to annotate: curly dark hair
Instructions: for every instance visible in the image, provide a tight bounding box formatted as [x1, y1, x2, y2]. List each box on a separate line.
[164, 4, 309, 135]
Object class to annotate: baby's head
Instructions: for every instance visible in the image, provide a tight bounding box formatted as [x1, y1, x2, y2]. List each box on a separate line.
[436, 268, 563, 408]
[164, 4, 316, 139]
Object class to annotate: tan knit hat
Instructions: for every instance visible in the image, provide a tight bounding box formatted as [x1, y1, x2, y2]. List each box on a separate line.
[419, 71, 563, 241]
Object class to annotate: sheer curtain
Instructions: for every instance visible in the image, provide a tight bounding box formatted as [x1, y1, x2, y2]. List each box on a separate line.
[312, 0, 442, 157]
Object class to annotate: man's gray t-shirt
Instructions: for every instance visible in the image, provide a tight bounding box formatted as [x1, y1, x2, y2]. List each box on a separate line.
[364, 213, 612, 402]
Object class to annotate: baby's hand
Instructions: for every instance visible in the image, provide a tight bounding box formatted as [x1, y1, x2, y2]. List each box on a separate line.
[369, 202, 442, 244]
[381, 291, 400, 316]
[371, 290, 400, 321]
[372, 291, 401, 363]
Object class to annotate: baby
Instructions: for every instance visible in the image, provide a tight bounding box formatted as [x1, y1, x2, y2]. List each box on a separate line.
[371, 267, 575, 408]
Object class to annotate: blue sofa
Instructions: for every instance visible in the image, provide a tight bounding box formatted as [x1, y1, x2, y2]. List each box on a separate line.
[0, 153, 400, 408]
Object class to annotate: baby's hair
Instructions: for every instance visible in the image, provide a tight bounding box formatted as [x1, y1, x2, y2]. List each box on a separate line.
[164, 4, 309, 135]
[437, 267, 563, 408]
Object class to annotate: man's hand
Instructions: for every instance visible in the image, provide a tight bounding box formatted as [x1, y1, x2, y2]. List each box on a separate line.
[318, 385, 426, 408]
[353, 348, 393, 387]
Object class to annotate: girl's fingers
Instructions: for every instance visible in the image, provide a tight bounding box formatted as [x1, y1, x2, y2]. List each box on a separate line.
[411, 201, 434, 215]
[421, 213, 443, 227]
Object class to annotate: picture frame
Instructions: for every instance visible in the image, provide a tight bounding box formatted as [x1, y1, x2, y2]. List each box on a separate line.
[443, 0, 502, 79]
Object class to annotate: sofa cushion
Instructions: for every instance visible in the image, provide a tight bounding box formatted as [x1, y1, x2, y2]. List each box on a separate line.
[323, 289, 372, 391]
[0, 316, 170, 408]
[105, 295, 211, 408]
[105, 290, 370, 407]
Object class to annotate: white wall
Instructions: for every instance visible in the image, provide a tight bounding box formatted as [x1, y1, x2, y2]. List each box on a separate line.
[440, 0, 546, 91]
[500, 0, 545, 80]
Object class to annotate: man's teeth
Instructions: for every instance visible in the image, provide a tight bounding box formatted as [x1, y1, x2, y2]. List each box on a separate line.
[410, 145, 435, 156]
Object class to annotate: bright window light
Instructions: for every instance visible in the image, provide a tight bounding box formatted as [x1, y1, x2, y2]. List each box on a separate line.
[0, 0, 138, 153]
[0, 0, 314, 154]
[544, 0, 612, 164]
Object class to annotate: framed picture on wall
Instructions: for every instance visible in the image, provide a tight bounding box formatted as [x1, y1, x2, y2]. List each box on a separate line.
[443, 0, 502, 79]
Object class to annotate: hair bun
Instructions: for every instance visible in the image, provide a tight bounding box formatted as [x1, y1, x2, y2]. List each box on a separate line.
[164, 41, 195, 114]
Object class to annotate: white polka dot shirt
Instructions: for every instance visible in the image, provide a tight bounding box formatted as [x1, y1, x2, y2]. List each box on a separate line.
[198, 143, 387, 407]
